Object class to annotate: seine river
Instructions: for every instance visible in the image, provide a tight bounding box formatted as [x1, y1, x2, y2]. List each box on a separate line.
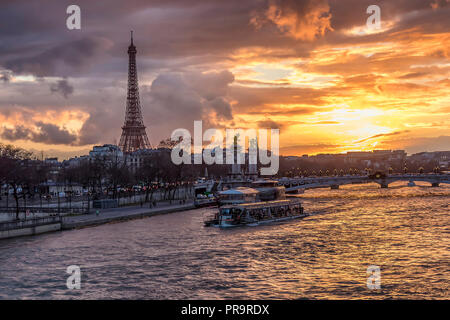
[0, 182, 448, 299]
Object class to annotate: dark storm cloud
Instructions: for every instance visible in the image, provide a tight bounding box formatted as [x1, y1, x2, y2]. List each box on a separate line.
[4, 37, 113, 77]
[144, 70, 235, 136]
[257, 119, 287, 130]
[32, 122, 78, 145]
[50, 78, 74, 98]
[208, 97, 233, 120]
[1, 122, 78, 145]
[77, 109, 122, 146]
[0, 125, 31, 141]
[189, 71, 234, 101]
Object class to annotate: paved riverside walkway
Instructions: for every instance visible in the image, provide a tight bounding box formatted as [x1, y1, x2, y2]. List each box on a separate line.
[61, 200, 195, 230]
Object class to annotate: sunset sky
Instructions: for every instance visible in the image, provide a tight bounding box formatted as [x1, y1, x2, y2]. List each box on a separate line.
[0, 0, 449, 159]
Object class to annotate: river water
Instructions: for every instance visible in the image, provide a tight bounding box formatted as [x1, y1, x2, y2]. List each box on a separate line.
[0, 182, 448, 299]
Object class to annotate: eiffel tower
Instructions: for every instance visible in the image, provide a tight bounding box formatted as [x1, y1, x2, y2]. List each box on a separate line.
[118, 31, 151, 153]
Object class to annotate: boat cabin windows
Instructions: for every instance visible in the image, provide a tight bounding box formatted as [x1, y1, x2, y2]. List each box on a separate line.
[222, 200, 303, 219]
[220, 207, 243, 216]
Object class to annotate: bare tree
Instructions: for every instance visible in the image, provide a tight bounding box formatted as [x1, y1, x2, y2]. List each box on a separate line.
[0, 144, 34, 219]
[107, 156, 132, 199]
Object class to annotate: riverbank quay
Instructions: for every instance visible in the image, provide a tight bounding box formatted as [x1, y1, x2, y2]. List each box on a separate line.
[61, 200, 195, 230]
[0, 216, 62, 239]
[0, 200, 195, 239]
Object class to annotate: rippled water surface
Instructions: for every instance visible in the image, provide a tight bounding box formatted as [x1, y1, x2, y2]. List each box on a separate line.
[0, 182, 448, 299]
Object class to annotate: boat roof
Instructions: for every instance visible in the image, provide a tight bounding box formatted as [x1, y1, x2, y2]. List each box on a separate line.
[221, 199, 300, 209]
[219, 187, 259, 195]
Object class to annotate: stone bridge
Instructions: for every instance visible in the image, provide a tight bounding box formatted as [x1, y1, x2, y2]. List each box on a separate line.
[278, 174, 450, 193]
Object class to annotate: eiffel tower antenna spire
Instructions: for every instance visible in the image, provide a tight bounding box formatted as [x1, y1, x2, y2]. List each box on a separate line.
[118, 32, 152, 153]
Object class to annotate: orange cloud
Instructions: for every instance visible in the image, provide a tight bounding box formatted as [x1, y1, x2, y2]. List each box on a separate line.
[251, 0, 333, 41]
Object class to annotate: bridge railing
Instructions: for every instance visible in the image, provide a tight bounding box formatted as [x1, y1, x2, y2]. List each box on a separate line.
[278, 173, 449, 188]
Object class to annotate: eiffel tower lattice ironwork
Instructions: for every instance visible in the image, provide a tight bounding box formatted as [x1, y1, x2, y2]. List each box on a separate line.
[118, 31, 151, 153]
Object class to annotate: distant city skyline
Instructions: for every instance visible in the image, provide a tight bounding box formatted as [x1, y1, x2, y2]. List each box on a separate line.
[0, 1, 449, 159]
[41, 144, 450, 163]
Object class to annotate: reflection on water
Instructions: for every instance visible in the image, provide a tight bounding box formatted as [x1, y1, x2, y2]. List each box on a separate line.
[0, 182, 448, 299]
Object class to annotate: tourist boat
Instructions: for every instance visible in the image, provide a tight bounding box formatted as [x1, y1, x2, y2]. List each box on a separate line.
[194, 194, 218, 208]
[194, 178, 218, 207]
[204, 199, 307, 228]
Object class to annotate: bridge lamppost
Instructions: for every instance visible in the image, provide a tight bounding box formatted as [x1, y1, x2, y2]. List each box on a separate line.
[403, 166, 408, 174]
[419, 167, 424, 174]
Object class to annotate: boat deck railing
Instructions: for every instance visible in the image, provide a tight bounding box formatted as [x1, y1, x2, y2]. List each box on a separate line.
[221, 198, 301, 209]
